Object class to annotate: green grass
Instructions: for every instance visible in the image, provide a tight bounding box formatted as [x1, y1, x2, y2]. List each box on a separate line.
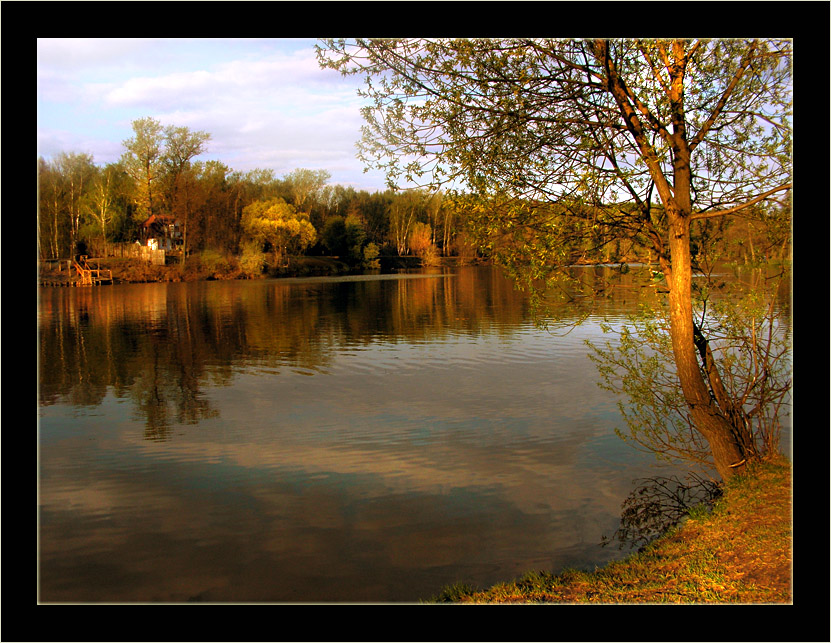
[428, 456, 791, 604]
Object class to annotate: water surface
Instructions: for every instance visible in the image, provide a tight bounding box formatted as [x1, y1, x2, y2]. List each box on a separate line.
[37, 265, 789, 602]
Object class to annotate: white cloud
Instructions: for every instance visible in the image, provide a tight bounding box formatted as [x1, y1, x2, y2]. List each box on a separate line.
[37, 38, 387, 191]
[103, 70, 215, 107]
[37, 38, 160, 69]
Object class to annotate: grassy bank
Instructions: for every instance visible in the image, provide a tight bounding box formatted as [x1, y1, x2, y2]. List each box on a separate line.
[430, 456, 791, 604]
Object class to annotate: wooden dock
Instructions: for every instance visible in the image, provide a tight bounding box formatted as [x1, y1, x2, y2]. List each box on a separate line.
[39, 257, 113, 287]
[73, 256, 113, 285]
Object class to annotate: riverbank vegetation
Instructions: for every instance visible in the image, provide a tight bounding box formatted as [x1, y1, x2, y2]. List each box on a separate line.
[429, 455, 791, 603]
[39, 116, 790, 287]
[37, 125, 487, 275]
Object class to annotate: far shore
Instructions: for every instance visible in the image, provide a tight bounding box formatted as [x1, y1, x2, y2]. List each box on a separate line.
[39, 255, 413, 287]
[37, 254, 495, 287]
[37, 254, 673, 287]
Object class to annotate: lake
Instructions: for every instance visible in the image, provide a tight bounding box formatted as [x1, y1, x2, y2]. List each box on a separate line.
[37, 264, 790, 603]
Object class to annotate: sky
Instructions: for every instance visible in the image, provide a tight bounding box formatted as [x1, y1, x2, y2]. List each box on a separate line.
[36, 38, 390, 193]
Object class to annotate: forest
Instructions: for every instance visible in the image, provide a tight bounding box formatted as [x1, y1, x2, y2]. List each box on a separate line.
[38, 116, 791, 279]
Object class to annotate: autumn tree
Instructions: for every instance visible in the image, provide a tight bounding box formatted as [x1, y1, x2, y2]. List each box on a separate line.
[318, 38, 792, 480]
[225, 168, 283, 250]
[241, 197, 317, 265]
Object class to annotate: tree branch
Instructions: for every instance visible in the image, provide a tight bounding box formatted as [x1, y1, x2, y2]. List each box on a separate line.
[688, 41, 758, 153]
[690, 183, 792, 220]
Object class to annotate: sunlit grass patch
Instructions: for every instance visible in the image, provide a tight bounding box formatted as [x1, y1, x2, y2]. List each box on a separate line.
[428, 456, 791, 604]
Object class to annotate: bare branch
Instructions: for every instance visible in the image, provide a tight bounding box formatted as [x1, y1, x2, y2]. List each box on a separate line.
[690, 183, 792, 220]
[688, 41, 758, 152]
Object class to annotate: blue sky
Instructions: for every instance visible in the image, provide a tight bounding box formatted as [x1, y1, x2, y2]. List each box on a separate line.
[37, 38, 389, 192]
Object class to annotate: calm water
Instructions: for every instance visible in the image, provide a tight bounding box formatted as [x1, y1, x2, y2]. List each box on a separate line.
[37, 265, 790, 603]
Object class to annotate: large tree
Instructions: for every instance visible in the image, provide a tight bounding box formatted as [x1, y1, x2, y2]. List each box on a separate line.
[241, 197, 317, 263]
[120, 117, 165, 220]
[162, 124, 211, 261]
[281, 168, 332, 213]
[56, 151, 96, 256]
[317, 38, 792, 480]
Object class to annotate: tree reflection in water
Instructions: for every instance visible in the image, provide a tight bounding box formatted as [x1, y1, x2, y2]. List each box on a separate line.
[38, 268, 533, 436]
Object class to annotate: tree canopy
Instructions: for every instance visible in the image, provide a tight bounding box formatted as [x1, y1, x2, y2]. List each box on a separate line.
[241, 197, 317, 259]
[317, 38, 791, 261]
[317, 38, 793, 480]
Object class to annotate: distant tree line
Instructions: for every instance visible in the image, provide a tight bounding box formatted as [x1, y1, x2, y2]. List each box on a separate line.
[38, 116, 790, 269]
[37, 117, 479, 268]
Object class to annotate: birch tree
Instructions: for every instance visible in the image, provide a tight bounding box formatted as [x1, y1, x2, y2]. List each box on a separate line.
[38, 157, 65, 259]
[388, 190, 420, 255]
[84, 163, 122, 240]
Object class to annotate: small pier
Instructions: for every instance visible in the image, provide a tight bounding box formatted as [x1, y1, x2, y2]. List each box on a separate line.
[73, 256, 113, 286]
[39, 257, 113, 287]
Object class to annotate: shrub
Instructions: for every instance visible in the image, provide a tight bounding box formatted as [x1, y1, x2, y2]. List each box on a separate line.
[199, 248, 229, 274]
[239, 242, 266, 277]
[362, 242, 380, 269]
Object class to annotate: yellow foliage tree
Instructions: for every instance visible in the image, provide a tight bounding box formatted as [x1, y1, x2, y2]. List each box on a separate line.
[241, 198, 317, 261]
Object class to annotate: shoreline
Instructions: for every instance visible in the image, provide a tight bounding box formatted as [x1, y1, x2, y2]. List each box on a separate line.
[38, 255, 790, 288]
[429, 456, 792, 604]
[37, 255, 491, 287]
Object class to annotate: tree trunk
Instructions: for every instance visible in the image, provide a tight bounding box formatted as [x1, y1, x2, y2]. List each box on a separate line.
[51, 191, 61, 259]
[665, 212, 752, 479]
[607, 38, 760, 480]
